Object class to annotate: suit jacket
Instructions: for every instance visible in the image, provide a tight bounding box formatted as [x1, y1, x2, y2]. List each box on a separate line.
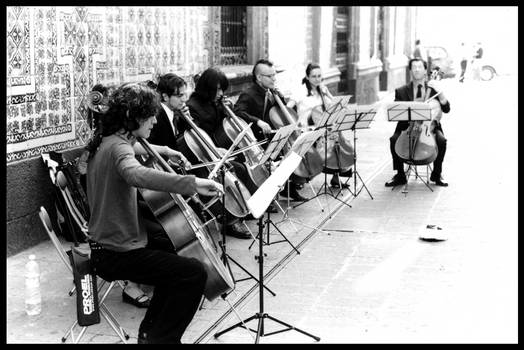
[148, 105, 189, 151]
[233, 83, 286, 142]
[393, 81, 450, 134]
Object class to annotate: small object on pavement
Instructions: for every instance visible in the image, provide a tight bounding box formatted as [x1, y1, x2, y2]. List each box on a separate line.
[419, 224, 447, 242]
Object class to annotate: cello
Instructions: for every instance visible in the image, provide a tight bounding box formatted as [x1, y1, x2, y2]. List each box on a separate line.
[394, 69, 441, 165]
[219, 97, 271, 188]
[176, 106, 252, 218]
[310, 87, 355, 173]
[269, 89, 324, 182]
[136, 137, 234, 301]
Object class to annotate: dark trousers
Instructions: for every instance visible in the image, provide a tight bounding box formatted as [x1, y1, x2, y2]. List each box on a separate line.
[91, 246, 207, 344]
[389, 124, 447, 177]
[459, 60, 468, 82]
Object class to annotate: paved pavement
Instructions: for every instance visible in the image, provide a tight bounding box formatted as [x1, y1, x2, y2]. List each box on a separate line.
[6, 75, 518, 343]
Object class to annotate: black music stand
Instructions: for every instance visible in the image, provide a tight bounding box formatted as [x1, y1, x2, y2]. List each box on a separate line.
[292, 97, 353, 212]
[386, 101, 434, 193]
[209, 125, 277, 297]
[335, 104, 377, 200]
[214, 150, 320, 344]
[247, 124, 302, 254]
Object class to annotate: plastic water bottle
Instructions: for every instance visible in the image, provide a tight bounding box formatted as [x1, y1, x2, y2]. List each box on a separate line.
[25, 254, 42, 316]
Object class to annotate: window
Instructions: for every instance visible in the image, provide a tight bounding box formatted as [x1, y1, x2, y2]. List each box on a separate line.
[220, 6, 247, 65]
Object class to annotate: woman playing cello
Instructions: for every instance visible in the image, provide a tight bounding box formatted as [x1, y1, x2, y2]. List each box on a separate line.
[85, 82, 222, 343]
[286, 63, 354, 188]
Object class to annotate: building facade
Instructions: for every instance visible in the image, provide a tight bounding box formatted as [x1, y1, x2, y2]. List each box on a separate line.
[6, 6, 416, 255]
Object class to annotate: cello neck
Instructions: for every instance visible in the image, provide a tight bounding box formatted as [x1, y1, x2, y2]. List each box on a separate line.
[137, 137, 210, 215]
[137, 137, 174, 173]
[317, 86, 327, 112]
[271, 89, 296, 124]
[177, 106, 222, 160]
[221, 99, 257, 144]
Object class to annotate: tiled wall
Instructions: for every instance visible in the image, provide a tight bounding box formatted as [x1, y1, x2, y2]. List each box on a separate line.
[6, 6, 211, 163]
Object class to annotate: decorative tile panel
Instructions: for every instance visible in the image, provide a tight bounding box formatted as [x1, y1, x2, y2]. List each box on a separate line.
[7, 6, 211, 163]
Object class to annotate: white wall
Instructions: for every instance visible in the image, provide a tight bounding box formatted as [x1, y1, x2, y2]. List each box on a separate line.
[267, 6, 310, 96]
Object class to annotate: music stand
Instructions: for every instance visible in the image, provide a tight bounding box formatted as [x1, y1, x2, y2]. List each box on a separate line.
[209, 124, 277, 297]
[293, 97, 353, 212]
[214, 151, 320, 343]
[386, 101, 434, 192]
[247, 124, 302, 254]
[335, 104, 377, 200]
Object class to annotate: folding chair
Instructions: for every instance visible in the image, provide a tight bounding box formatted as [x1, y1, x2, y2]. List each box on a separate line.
[401, 162, 434, 195]
[39, 206, 130, 343]
[55, 170, 89, 237]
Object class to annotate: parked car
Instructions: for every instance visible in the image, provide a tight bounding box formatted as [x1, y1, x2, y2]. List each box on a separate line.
[426, 45, 508, 81]
[426, 46, 456, 79]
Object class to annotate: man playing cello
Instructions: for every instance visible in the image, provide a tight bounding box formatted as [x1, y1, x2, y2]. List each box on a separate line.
[385, 58, 451, 187]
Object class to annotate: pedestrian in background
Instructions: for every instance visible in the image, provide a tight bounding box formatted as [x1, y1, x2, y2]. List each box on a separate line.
[458, 42, 469, 83]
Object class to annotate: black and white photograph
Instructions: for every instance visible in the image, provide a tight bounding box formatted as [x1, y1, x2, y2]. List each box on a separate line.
[6, 5, 517, 344]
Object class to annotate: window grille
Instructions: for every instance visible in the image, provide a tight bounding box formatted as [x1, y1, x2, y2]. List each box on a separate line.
[220, 6, 247, 65]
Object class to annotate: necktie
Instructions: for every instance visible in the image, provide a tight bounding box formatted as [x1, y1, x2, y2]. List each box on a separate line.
[266, 89, 275, 105]
[416, 84, 422, 99]
[171, 115, 178, 137]
[263, 90, 272, 118]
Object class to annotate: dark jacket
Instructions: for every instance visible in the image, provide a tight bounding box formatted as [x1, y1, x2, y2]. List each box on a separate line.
[148, 104, 189, 151]
[186, 94, 232, 149]
[393, 81, 450, 134]
[233, 83, 286, 141]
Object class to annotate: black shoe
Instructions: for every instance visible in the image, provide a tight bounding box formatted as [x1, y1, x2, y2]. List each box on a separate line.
[430, 173, 448, 187]
[330, 180, 341, 189]
[267, 204, 278, 213]
[288, 186, 308, 201]
[330, 175, 341, 188]
[226, 222, 251, 239]
[385, 174, 407, 187]
[122, 290, 150, 308]
[244, 214, 255, 221]
[138, 332, 149, 344]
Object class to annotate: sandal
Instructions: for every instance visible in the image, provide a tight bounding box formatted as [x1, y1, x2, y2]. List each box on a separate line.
[122, 290, 150, 308]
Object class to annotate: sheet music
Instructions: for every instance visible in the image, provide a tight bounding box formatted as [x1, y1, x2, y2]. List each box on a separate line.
[385, 101, 432, 121]
[259, 124, 296, 164]
[289, 129, 325, 157]
[247, 152, 303, 219]
[330, 94, 352, 107]
[332, 104, 377, 131]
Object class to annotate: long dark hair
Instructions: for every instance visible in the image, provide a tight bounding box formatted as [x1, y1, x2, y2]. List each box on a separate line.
[85, 82, 160, 159]
[192, 67, 229, 103]
[301, 63, 321, 96]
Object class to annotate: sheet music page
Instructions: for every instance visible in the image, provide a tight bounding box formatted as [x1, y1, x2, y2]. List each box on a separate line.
[259, 123, 297, 164]
[385, 101, 432, 121]
[247, 152, 302, 218]
[289, 129, 324, 157]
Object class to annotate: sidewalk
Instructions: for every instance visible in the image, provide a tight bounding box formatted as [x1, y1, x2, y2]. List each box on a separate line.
[6, 79, 517, 343]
